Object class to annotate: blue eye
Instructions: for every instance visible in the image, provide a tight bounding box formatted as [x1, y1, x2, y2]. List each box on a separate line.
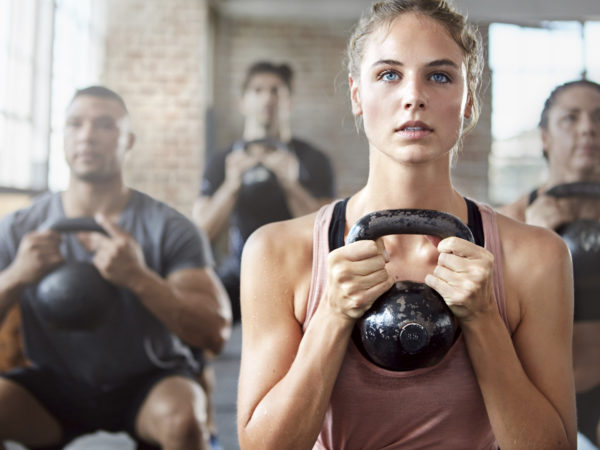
[431, 73, 450, 83]
[381, 71, 400, 82]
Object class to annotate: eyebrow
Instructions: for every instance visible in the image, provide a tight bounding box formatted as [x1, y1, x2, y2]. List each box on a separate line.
[371, 58, 460, 69]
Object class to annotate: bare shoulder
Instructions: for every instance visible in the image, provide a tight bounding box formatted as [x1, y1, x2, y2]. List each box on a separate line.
[242, 213, 317, 269]
[495, 212, 573, 322]
[241, 212, 318, 321]
[496, 212, 570, 274]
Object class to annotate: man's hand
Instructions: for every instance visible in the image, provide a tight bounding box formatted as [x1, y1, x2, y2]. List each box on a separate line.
[224, 149, 261, 188]
[261, 149, 300, 186]
[77, 215, 148, 288]
[9, 230, 63, 286]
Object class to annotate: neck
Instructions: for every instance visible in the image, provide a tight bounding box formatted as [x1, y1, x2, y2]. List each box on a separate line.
[243, 120, 281, 142]
[348, 148, 466, 223]
[62, 176, 131, 220]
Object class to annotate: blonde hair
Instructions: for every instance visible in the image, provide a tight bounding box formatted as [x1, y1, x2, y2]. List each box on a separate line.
[347, 0, 483, 135]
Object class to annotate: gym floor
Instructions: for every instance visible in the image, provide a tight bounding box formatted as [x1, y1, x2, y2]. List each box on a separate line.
[4, 323, 242, 450]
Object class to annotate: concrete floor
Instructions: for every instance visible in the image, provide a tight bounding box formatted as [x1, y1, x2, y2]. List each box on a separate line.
[4, 324, 242, 450]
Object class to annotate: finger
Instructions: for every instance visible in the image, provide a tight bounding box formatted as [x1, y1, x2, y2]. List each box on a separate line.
[348, 265, 391, 287]
[431, 264, 466, 287]
[437, 252, 470, 272]
[424, 274, 459, 304]
[437, 236, 479, 258]
[340, 240, 384, 261]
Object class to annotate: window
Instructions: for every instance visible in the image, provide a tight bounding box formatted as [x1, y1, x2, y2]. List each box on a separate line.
[488, 21, 600, 205]
[0, 0, 105, 193]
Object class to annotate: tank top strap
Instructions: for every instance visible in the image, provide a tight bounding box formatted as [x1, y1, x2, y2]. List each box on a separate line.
[304, 201, 339, 331]
[475, 201, 510, 330]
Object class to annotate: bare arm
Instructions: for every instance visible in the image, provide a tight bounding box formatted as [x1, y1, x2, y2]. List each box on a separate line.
[127, 266, 231, 354]
[86, 216, 232, 354]
[0, 230, 63, 324]
[426, 218, 576, 449]
[237, 217, 393, 449]
[193, 186, 239, 241]
[193, 150, 260, 240]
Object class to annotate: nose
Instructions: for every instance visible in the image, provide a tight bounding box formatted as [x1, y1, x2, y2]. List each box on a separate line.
[579, 113, 598, 136]
[76, 121, 96, 141]
[402, 77, 426, 111]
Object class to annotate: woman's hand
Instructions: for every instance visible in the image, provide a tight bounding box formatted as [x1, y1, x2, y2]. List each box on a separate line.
[425, 237, 496, 323]
[325, 238, 394, 321]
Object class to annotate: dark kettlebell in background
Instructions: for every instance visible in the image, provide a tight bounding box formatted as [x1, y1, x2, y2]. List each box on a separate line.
[239, 138, 288, 192]
[545, 182, 600, 320]
[35, 218, 118, 331]
[346, 209, 474, 371]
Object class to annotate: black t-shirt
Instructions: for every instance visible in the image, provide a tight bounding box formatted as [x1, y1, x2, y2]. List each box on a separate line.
[201, 138, 335, 267]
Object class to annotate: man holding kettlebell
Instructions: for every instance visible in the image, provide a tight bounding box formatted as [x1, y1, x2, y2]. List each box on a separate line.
[0, 86, 231, 450]
[500, 79, 600, 447]
[193, 61, 336, 323]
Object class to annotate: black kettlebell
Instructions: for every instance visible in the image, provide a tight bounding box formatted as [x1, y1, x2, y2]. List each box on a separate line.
[545, 182, 600, 320]
[35, 218, 118, 331]
[346, 209, 474, 371]
[239, 138, 288, 191]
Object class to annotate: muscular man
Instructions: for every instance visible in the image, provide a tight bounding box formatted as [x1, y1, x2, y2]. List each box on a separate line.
[0, 86, 231, 450]
[193, 61, 335, 322]
[500, 79, 600, 447]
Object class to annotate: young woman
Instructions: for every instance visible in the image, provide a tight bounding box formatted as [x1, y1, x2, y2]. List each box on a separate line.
[237, 1, 576, 448]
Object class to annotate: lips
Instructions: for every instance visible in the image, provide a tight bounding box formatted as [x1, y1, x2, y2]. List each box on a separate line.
[395, 121, 432, 132]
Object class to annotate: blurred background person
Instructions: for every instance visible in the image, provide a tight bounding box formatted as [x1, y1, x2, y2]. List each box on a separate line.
[0, 86, 231, 450]
[193, 61, 336, 323]
[500, 79, 600, 448]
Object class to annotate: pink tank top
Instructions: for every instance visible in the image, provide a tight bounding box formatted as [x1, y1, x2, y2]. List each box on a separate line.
[303, 200, 509, 450]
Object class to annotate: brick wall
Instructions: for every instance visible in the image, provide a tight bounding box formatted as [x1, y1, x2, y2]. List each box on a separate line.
[100, 3, 493, 211]
[102, 0, 211, 216]
[212, 15, 493, 201]
[212, 16, 366, 197]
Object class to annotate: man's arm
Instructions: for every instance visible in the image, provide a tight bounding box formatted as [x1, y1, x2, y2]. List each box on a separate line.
[125, 266, 232, 354]
[194, 149, 260, 240]
[0, 230, 63, 324]
[85, 215, 232, 354]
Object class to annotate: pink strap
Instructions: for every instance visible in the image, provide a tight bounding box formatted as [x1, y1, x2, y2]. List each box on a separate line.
[304, 201, 337, 331]
[477, 202, 510, 330]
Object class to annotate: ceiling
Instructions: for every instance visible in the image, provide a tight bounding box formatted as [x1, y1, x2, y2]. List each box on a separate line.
[218, 0, 600, 24]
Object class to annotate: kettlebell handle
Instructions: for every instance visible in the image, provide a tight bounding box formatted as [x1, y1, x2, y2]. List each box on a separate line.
[48, 217, 108, 235]
[545, 182, 600, 199]
[346, 209, 474, 244]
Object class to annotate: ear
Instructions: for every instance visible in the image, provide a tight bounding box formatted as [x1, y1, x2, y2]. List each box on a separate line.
[126, 132, 136, 151]
[540, 128, 551, 158]
[349, 74, 363, 117]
